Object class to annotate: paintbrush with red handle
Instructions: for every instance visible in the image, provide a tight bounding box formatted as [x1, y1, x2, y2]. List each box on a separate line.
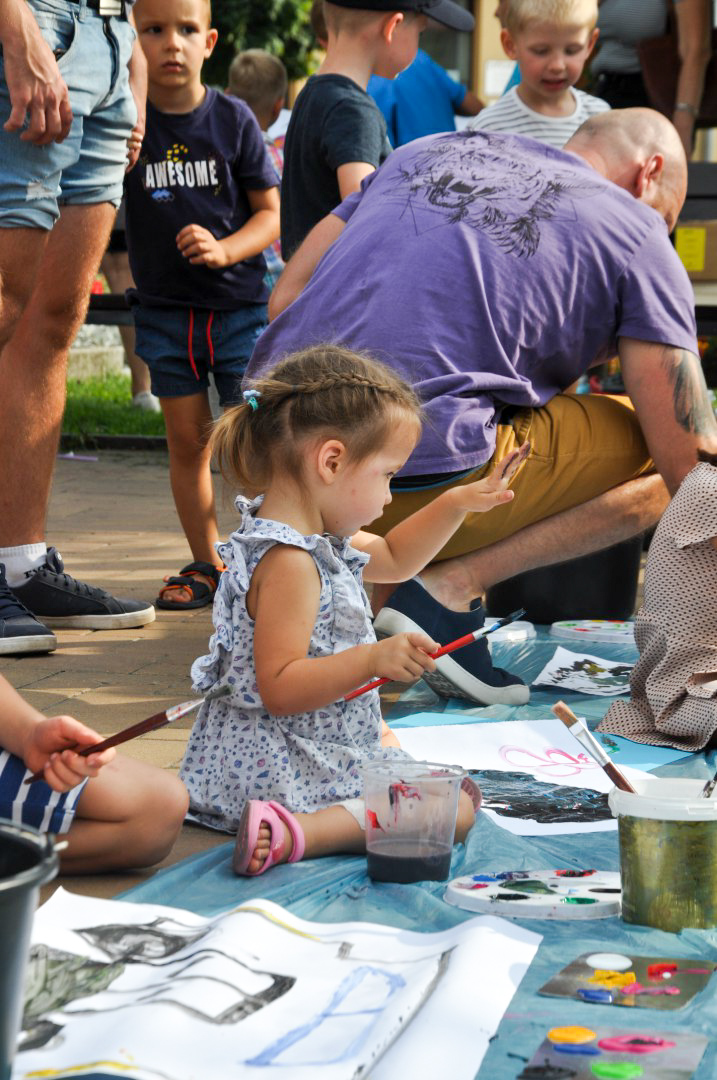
[345, 607, 526, 701]
[24, 690, 228, 786]
[552, 700, 637, 793]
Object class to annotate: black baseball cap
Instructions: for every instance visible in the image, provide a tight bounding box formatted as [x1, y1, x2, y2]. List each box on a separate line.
[328, 0, 475, 32]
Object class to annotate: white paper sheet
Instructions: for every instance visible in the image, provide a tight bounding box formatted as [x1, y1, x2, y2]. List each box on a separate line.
[16, 889, 541, 1080]
[397, 718, 646, 791]
[396, 718, 649, 835]
[532, 646, 632, 696]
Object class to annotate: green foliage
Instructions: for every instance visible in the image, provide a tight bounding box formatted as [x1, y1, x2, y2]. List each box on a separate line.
[207, 0, 317, 85]
[63, 375, 166, 441]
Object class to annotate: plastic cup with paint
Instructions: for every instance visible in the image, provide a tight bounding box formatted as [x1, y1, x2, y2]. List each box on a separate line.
[362, 760, 467, 884]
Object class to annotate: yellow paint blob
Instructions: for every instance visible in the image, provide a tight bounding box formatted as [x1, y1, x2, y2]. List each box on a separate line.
[588, 969, 636, 989]
[548, 1025, 597, 1045]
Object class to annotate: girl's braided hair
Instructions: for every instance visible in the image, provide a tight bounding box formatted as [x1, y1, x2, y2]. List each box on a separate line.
[211, 344, 423, 494]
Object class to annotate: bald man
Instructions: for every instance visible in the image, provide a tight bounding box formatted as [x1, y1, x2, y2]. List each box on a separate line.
[246, 109, 717, 704]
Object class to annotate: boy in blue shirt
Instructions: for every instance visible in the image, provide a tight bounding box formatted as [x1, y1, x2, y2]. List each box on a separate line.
[125, 0, 279, 609]
[368, 48, 483, 147]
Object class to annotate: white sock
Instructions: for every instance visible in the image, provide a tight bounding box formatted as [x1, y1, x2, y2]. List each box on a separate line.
[0, 544, 48, 587]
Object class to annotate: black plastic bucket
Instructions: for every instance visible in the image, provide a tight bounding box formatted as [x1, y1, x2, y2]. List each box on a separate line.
[0, 821, 58, 1080]
[485, 534, 644, 624]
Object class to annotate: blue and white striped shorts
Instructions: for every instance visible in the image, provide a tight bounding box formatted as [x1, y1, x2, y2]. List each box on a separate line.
[0, 750, 87, 834]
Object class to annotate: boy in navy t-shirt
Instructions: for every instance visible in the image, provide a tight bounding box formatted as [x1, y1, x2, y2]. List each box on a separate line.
[280, 0, 474, 259]
[126, 0, 279, 609]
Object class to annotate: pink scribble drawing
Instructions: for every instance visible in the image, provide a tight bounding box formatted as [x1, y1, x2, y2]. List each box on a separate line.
[499, 744, 598, 778]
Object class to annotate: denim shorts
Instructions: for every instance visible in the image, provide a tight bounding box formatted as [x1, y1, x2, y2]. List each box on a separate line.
[132, 303, 269, 404]
[0, 0, 136, 230]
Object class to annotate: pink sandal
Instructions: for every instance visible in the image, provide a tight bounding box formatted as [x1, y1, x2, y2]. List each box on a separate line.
[232, 799, 306, 876]
[461, 777, 482, 813]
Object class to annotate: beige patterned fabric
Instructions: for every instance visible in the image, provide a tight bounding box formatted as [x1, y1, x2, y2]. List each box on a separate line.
[599, 462, 717, 750]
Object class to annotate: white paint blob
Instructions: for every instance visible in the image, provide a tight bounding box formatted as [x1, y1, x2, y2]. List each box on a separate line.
[584, 952, 633, 971]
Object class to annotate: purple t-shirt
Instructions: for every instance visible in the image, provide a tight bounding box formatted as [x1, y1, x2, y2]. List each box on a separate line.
[124, 88, 279, 310]
[247, 130, 697, 475]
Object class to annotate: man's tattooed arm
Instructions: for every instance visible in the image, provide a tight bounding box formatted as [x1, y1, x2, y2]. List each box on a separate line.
[662, 347, 717, 435]
[620, 338, 717, 494]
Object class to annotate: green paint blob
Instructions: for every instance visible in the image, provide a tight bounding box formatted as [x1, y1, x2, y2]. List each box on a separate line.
[562, 896, 598, 905]
[591, 1064, 643, 1079]
[504, 880, 554, 895]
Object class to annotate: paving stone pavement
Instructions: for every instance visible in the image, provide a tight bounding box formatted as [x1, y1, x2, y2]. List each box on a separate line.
[0, 450, 234, 899]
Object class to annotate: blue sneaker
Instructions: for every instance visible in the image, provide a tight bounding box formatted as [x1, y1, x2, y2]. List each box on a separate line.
[12, 548, 155, 630]
[373, 579, 529, 706]
[0, 564, 56, 654]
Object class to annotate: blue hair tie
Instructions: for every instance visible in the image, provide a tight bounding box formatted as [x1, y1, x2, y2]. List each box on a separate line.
[242, 389, 261, 412]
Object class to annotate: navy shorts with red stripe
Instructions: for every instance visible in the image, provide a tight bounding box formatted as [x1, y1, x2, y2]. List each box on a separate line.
[132, 301, 268, 405]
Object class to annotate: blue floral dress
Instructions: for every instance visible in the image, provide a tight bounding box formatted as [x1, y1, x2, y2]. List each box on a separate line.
[179, 496, 411, 831]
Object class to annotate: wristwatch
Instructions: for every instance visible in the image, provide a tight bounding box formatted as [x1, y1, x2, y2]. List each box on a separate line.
[674, 102, 699, 118]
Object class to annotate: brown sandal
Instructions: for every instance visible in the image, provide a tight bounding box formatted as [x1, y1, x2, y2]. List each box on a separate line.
[156, 561, 223, 609]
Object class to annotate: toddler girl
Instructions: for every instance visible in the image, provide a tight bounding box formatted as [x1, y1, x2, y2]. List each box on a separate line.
[179, 346, 527, 875]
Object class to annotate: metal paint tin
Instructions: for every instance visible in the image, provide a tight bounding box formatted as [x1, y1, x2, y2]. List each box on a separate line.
[609, 778, 717, 931]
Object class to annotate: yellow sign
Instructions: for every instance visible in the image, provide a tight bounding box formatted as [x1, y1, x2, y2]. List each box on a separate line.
[675, 226, 707, 272]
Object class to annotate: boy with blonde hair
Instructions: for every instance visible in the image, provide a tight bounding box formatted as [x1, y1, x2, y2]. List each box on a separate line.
[280, 0, 474, 259]
[470, 0, 609, 148]
[228, 49, 288, 289]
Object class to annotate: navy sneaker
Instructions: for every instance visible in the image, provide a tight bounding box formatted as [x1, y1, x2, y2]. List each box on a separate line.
[0, 564, 57, 654]
[373, 578, 529, 706]
[12, 547, 155, 630]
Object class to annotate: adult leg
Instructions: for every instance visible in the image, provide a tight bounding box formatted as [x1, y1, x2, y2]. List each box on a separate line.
[372, 394, 662, 703]
[374, 393, 661, 612]
[100, 249, 157, 404]
[0, 202, 116, 545]
[0, 202, 155, 635]
[0, 226, 49, 350]
[422, 472, 668, 611]
[61, 756, 189, 873]
[157, 391, 223, 603]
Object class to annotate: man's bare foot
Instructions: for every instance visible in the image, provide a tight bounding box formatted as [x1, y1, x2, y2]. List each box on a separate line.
[244, 820, 293, 874]
[414, 562, 481, 613]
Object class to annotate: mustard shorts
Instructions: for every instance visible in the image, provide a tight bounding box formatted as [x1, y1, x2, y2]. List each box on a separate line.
[373, 394, 655, 561]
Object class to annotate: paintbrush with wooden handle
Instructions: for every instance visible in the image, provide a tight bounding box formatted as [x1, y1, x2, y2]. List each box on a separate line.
[552, 700, 637, 793]
[25, 688, 229, 785]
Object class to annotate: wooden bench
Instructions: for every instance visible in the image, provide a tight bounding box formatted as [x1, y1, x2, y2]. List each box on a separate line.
[86, 291, 133, 327]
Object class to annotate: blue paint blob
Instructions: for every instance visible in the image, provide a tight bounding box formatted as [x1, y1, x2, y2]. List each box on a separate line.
[554, 1044, 601, 1056]
[577, 988, 614, 1004]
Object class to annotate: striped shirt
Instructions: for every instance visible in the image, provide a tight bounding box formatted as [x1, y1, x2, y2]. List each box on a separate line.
[0, 749, 86, 834]
[593, 0, 670, 75]
[469, 87, 611, 149]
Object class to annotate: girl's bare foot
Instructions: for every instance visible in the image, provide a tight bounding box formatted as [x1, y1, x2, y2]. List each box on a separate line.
[244, 820, 293, 874]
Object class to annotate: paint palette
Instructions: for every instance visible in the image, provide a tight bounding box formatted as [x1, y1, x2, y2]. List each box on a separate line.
[539, 952, 717, 1011]
[549, 620, 636, 645]
[517, 1024, 707, 1079]
[444, 869, 621, 919]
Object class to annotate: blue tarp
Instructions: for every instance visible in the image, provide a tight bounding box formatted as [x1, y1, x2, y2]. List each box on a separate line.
[122, 630, 717, 1078]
